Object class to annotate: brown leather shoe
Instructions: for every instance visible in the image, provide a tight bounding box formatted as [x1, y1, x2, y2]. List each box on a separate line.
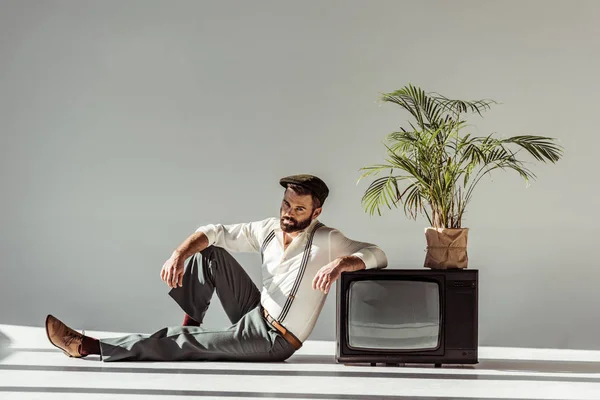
[45, 314, 86, 358]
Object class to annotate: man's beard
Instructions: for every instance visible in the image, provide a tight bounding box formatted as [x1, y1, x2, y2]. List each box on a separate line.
[280, 215, 313, 233]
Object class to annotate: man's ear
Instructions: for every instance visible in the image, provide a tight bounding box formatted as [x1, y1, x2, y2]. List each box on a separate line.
[312, 207, 322, 220]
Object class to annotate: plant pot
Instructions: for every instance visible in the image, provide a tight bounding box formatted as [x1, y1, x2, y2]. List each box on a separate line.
[424, 227, 469, 269]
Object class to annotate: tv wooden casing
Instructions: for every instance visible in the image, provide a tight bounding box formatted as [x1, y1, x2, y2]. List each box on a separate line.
[336, 269, 478, 365]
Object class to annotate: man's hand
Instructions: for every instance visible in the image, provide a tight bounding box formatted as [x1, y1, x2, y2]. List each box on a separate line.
[160, 252, 185, 289]
[312, 256, 367, 294]
[312, 260, 343, 294]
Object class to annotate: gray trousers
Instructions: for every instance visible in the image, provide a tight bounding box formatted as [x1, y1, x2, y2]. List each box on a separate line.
[99, 246, 296, 362]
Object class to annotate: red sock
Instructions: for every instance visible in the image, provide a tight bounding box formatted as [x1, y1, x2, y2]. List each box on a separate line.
[182, 314, 200, 326]
[79, 336, 101, 356]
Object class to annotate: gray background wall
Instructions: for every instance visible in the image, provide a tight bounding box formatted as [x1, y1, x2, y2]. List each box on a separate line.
[1, 0, 598, 350]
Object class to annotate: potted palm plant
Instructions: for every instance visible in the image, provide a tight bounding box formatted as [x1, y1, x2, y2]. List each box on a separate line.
[359, 84, 563, 269]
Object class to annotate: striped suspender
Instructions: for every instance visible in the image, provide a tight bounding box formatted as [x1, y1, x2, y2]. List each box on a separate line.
[278, 222, 324, 323]
[260, 230, 276, 262]
[260, 223, 324, 323]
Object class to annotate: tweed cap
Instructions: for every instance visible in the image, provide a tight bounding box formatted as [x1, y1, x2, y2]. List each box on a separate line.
[279, 174, 329, 206]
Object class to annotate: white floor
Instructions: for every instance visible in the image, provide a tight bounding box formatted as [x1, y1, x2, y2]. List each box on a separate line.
[2, 324, 600, 400]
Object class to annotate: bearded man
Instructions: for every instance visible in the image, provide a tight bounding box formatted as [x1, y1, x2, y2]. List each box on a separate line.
[46, 174, 388, 362]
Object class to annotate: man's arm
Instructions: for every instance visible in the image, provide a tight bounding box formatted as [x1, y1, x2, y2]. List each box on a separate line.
[312, 255, 374, 294]
[336, 255, 367, 272]
[327, 228, 388, 270]
[160, 231, 210, 289]
[161, 219, 270, 289]
[194, 220, 271, 254]
[173, 231, 210, 260]
[312, 229, 388, 294]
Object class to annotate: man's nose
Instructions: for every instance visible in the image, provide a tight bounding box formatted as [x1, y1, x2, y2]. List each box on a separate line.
[283, 210, 295, 218]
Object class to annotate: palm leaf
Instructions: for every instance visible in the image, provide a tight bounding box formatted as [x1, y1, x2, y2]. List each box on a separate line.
[361, 174, 412, 216]
[360, 84, 563, 227]
[502, 135, 563, 163]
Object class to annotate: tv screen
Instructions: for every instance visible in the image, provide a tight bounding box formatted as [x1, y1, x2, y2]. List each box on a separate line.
[347, 280, 441, 351]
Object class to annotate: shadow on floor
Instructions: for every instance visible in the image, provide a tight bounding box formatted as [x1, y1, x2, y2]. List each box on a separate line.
[0, 330, 13, 362]
[286, 354, 336, 364]
[290, 354, 600, 374]
[477, 359, 600, 374]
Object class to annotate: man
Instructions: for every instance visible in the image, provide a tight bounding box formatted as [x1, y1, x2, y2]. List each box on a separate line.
[46, 174, 388, 362]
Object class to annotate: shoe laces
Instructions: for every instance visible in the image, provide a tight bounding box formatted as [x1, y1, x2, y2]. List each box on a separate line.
[63, 329, 83, 347]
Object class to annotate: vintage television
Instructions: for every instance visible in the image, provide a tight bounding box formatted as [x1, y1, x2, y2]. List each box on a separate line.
[336, 269, 478, 367]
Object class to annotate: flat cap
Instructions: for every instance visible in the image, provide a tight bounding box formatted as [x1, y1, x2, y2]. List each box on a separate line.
[279, 174, 329, 206]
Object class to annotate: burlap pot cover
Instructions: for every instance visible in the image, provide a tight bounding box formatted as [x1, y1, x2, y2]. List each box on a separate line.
[424, 227, 469, 269]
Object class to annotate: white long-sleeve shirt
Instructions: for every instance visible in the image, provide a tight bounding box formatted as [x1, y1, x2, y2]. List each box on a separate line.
[196, 217, 388, 342]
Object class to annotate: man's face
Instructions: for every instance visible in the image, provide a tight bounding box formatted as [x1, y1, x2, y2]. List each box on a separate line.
[280, 188, 319, 233]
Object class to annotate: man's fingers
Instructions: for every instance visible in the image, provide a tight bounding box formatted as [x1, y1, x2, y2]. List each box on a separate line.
[312, 273, 320, 290]
[313, 269, 334, 292]
[177, 271, 184, 287]
[165, 268, 172, 288]
[315, 275, 323, 290]
[169, 269, 178, 288]
[319, 275, 329, 291]
[173, 269, 182, 288]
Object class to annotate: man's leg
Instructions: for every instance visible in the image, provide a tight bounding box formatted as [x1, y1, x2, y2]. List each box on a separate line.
[168, 245, 262, 325]
[45, 246, 293, 362]
[98, 307, 295, 362]
[96, 246, 295, 362]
